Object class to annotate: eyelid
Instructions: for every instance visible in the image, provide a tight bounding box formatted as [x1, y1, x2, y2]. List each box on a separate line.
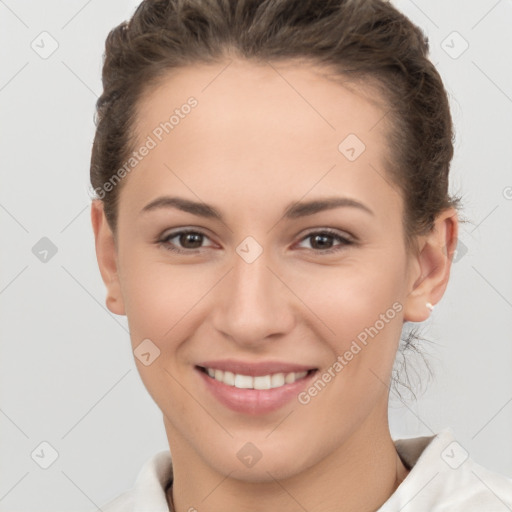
[158, 228, 216, 249]
[298, 227, 355, 243]
[293, 228, 355, 253]
[158, 226, 355, 242]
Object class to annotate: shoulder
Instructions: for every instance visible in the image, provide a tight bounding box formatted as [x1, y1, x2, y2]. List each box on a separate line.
[433, 454, 512, 511]
[93, 450, 173, 512]
[379, 428, 512, 511]
[443, 458, 512, 511]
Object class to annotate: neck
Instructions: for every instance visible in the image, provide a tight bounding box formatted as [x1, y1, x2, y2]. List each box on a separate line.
[165, 408, 409, 512]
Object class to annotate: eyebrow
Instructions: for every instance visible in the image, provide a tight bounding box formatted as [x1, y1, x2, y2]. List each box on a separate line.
[140, 195, 374, 220]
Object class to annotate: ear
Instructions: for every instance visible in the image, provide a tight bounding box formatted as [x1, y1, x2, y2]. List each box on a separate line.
[91, 200, 126, 316]
[403, 208, 459, 322]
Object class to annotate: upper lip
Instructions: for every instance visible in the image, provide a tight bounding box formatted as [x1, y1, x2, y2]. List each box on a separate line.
[197, 359, 317, 377]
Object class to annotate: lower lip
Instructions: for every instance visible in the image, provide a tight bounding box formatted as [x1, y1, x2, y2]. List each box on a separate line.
[196, 367, 317, 415]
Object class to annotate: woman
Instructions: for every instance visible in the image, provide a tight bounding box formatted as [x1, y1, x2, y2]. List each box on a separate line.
[89, 0, 512, 510]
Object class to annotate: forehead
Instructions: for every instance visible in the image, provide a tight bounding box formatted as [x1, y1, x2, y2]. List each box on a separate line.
[135, 58, 390, 145]
[122, 59, 401, 222]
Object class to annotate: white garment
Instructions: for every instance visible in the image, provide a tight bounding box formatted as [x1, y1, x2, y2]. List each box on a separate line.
[97, 428, 512, 511]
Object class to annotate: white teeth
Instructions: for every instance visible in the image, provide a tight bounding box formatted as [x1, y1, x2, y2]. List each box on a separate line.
[203, 368, 309, 389]
[253, 375, 271, 390]
[234, 374, 253, 388]
[285, 372, 296, 384]
[223, 370, 235, 386]
[271, 373, 285, 388]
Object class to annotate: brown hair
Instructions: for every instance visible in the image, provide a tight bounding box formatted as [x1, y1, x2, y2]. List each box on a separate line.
[90, 0, 466, 398]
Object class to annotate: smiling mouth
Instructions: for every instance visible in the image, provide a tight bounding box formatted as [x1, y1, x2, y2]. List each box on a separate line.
[196, 365, 317, 390]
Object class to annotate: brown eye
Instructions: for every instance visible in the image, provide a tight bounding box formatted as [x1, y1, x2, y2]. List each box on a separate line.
[297, 230, 354, 254]
[159, 230, 213, 253]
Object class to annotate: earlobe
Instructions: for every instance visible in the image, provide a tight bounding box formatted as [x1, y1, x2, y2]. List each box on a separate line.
[402, 208, 458, 323]
[90, 200, 126, 316]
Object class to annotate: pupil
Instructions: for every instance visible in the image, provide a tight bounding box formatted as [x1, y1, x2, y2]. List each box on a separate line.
[313, 234, 332, 249]
[181, 233, 202, 248]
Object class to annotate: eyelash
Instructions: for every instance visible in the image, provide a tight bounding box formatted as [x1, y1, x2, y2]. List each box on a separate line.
[157, 228, 355, 255]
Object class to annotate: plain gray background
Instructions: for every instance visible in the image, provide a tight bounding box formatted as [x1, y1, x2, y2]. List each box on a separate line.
[0, 1, 511, 510]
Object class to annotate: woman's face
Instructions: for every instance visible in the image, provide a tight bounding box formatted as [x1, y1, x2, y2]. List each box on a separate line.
[94, 59, 439, 481]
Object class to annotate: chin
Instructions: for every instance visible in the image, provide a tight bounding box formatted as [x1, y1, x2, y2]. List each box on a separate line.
[199, 435, 315, 483]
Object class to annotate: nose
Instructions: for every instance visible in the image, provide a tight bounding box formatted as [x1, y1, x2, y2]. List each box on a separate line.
[212, 247, 296, 348]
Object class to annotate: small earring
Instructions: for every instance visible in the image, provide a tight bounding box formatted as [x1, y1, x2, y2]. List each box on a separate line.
[426, 302, 434, 312]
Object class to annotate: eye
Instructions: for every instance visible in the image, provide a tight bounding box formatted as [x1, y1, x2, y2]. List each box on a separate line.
[157, 228, 355, 255]
[296, 229, 354, 254]
[158, 229, 214, 254]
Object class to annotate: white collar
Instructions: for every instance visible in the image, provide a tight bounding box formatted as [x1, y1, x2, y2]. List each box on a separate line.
[125, 428, 511, 511]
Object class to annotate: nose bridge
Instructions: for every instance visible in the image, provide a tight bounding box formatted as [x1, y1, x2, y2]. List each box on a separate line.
[213, 242, 294, 344]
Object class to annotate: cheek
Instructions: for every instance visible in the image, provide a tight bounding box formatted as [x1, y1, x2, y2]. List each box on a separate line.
[292, 254, 405, 342]
[119, 250, 211, 349]
[118, 253, 205, 406]
[294, 254, 406, 406]
[295, 270, 404, 424]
